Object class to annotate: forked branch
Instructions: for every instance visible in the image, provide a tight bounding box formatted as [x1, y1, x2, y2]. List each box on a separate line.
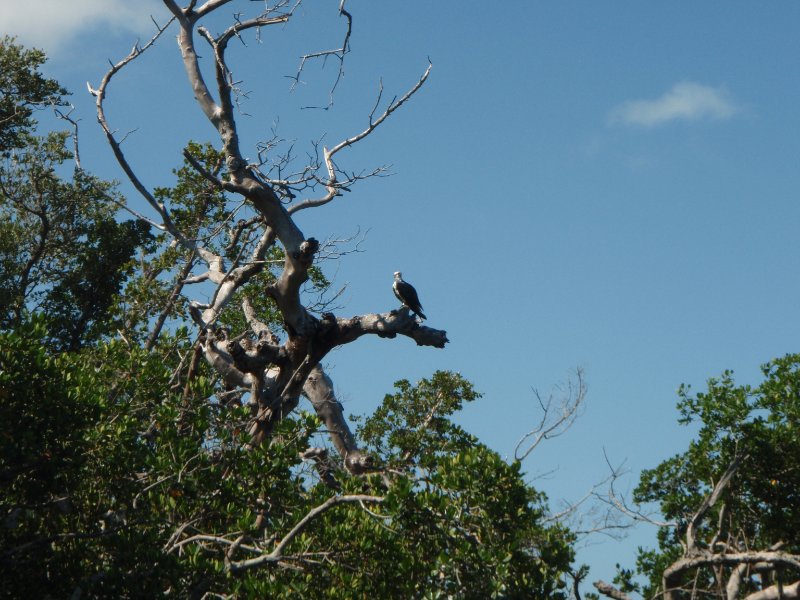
[514, 368, 585, 461]
[288, 61, 433, 215]
[289, 0, 352, 106]
[226, 494, 384, 572]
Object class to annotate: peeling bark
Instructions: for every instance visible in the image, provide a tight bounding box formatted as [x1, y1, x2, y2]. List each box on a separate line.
[303, 366, 371, 473]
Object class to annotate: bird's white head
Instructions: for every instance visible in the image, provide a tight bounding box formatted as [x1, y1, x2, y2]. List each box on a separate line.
[393, 271, 402, 279]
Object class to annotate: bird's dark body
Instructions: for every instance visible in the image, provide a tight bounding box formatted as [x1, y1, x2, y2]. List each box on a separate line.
[393, 272, 426, 320]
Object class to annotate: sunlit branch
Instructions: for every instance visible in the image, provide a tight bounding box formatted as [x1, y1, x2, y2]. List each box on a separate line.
[600, 451, 675, 529]
[91, 15, 182, 240]
[685, 452, 744, 553]
[514, 368, 585, 461]
[288, 61, 432, 215]
[227, 494, 384, 572]
[53, 104, 81, 169]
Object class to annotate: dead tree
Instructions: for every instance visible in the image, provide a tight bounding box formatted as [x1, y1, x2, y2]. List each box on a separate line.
[91, 0, 446, 473]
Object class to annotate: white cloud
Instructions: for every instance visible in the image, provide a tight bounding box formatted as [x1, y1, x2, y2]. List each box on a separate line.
[0, 0, 165, 55]
[610, 82, 738, 127]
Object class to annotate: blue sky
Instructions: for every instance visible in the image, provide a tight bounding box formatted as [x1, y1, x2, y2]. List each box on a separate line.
[4, 0, 800, 583]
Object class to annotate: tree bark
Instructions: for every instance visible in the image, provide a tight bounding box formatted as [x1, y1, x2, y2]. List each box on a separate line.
[744, 581, 800, 600]
[593, 580, 634, 600]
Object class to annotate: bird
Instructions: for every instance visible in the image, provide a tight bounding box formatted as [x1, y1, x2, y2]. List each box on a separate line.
[393, 271, 426, 320]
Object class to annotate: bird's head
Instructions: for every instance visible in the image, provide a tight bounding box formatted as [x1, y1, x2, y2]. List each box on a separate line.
[393, 271, 402, 279]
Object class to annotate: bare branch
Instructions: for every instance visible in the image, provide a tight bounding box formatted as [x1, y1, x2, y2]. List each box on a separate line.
[514, 368, 585, 461]
[146, 250, 197, 350]
[226, 337, 284, 375]
[202, 335, 256, 389]
[171, 533, 261, 556]
[288, 61, 432, 215]
[744, 581, 800, 600]
[215, 14, 291, 47]
[300, 447, 339, 489]
[85, 180, 170, 233]
[92, 14, 182, 240]
[685, 452, 744, 553]
[289, 0, 352, 106]
[330, 62, 432, 156]
[327, 309, 449, 349]
[162, 0, 221, 126]
[599, 451, 675, 529]
[53, 104, 81, 169]
[182, 147, 225, 189]
[544, 473, 632, 543]
[663, 552, 800, 600]
[195, 0, 234, 18]
[727, 562, 751, 600]
[241, 295, 276, 341]
[227, 494, 384, 572]
[190, 226, 275, 329]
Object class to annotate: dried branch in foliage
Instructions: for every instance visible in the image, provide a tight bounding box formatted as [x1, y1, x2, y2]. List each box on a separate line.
[591, 356, 800, 600]
[2, 20, 578, 599]
[514, 370, 634, 545]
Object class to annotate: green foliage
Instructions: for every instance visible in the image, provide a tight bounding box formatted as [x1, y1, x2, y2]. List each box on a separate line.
[0, 318, 182, 597]
[0, 36, 66, 153]
[359, 370, 481, 467]
[2, 349, 576, 597]
[0, 131, 151, 349]
[612, 562, 642, 595]
[42, 217, 152, 350]
[0, 40, 576, 599]
[627, 355, 800, 597]
[153, 142, 229, 244]
[349, 372, 575, 599]
[0, 318, 95, 505]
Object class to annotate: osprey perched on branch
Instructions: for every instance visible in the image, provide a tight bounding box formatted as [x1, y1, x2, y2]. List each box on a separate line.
[393, 271, 426, 320]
